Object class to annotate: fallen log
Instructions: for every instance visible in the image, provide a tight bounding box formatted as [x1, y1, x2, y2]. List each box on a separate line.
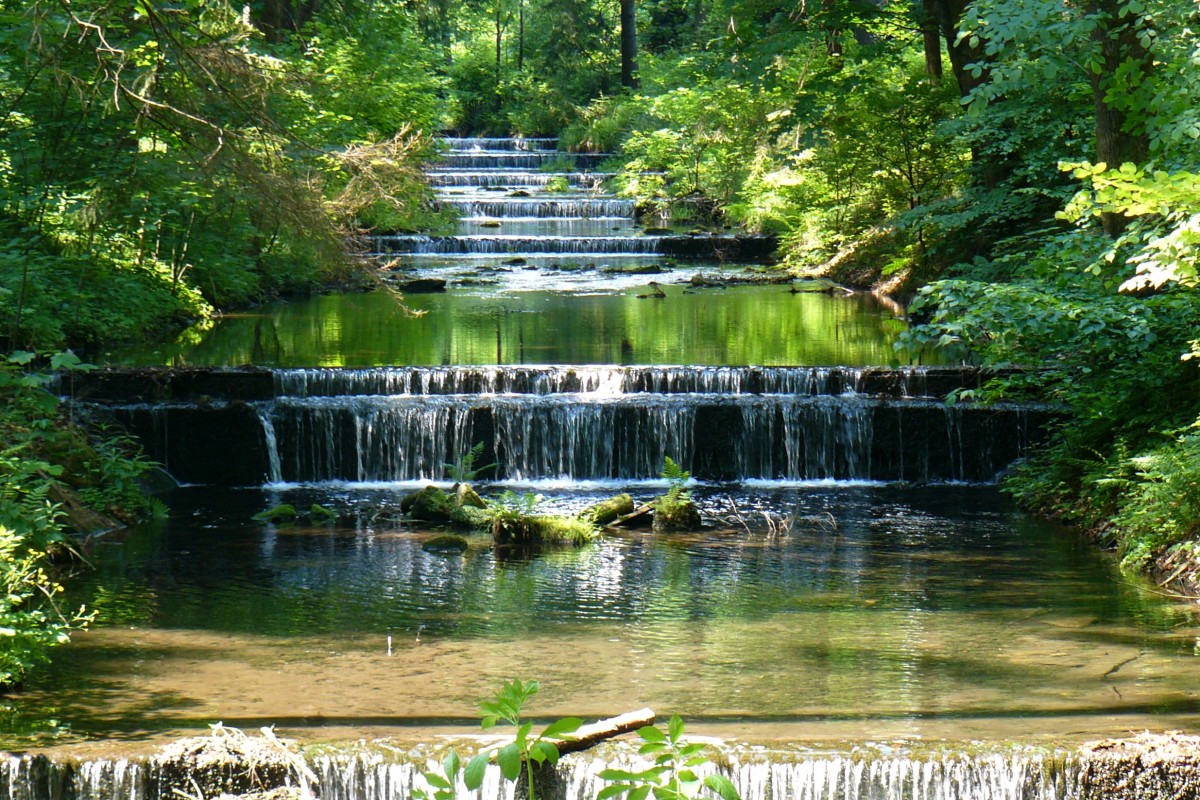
[606, 503, 654, 530]
[557, 707, 657, 755]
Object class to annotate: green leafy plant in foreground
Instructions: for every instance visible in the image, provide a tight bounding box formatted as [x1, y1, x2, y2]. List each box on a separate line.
[598, 716, 740, 800]
[413, 679, 582, 800]
[412, 682, 740, 800]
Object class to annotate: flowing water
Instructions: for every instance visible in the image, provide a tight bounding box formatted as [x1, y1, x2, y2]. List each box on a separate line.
[6, 138, 1200, 798]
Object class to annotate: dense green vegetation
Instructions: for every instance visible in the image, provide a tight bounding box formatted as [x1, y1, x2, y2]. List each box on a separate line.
[0, 0, 443, 355]
[0, 352, 158, 688]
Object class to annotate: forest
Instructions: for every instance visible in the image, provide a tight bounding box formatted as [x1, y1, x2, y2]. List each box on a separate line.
[1, 0, 1199, 696]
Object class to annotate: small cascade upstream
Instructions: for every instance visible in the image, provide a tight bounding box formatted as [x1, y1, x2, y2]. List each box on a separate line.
[375, 136, 768, 263]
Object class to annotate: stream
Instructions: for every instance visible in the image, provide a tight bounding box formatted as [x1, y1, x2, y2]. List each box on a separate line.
[4, 136, 1199, 800]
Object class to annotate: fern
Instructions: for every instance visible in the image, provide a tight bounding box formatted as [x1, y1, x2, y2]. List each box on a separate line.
[661, 456, 690, 484]
[659, 456, 692, 506]
[444, 441, 496, 482]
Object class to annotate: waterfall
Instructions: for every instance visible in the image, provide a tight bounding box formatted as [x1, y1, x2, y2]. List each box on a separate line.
[0, 748, 1109, 800]
[437, 153, 609, 170]
[372, 235, 664, 256]
[427, 172, 614, 189]
[241, 393, 1034, 485]
[438, 199, 637, 219]
[441, 137, 560, 151]
[270, 366, 873, 398]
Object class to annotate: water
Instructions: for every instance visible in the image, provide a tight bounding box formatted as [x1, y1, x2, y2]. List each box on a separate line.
[106, 288, 910, 367]
[107, 136, 912, 369]
[4, 482, 1200, 752]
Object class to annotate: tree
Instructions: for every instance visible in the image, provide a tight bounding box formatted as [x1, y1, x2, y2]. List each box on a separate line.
[621, 0, 639, 88]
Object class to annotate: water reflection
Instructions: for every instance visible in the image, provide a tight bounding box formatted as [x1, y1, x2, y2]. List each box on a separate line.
[106, 286, 917, 368]
[11, 484, 1199, 745]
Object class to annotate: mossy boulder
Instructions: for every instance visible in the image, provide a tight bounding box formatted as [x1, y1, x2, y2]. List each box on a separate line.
[452, 483, 487, 510]
[652, 497, 702, 532]
[310, 504, 337, 521]
[252, 504, 297, 523]
[422, 534, 470, 554]
[580, 493, 635, 526]
[400, 486, 451, 521]
[493, 515, 597, 546]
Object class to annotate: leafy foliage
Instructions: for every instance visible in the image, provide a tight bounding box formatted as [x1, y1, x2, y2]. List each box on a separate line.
[444, 441, 497, 483]
[598, 716, 740, 800]
[0, 351, 162, 688]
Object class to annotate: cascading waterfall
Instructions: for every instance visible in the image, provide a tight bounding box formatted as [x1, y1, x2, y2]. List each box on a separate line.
[0, 749, 1106, 800]
[74, 366, 1042, 486]
[441, 136, 559, 150]
[426, 172, 614, 188]
[439, 199, 636, 219]
[372, 234, 663, 256]
[271, 366, 876, 397]
[249, 393, 1032, 484]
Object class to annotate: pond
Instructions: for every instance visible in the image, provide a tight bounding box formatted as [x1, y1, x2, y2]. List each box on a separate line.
[7, 483, 1200, 749]
[106, 284, 914, 368]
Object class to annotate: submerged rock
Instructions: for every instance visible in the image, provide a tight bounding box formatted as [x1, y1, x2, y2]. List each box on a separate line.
[600, 264, 663, 275]
[398, 278, 447, 293]
[252, 504, 297, 523]
[422, 534, 470, 554]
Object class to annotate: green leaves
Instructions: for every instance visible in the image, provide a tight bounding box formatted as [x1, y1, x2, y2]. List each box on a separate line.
[598, 716, 741, 800]
[468, 679, 584, 800]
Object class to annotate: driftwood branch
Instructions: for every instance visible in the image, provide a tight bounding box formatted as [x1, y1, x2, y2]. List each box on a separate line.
[557, 708, 657, 755]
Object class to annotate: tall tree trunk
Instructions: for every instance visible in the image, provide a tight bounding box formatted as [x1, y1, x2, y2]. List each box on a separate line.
[517, 0, 525, 70]
[921, 0, 943, 79]
[1086, 0, 1152, 236]
[495, 0, 503, 81]
[620, 0, 639, 89]
[256, 0, 320, 42]
[928, 0, 1008, 187]
[929, 0, 988, 97]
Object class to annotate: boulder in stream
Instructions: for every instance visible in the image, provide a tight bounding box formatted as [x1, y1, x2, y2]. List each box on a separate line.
[401, 485, 451, 521]
[398, 278, 447, 293]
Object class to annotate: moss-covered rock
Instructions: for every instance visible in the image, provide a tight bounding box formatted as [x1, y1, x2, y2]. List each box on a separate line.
[422, 534, 470, 554]
[452, 482, 487, 510]
[310, 503, 337, 521]
[494, 515, 597, 546]
[400, 485, 451, 521]
[652, 497, 702, 532]
[580, 493, 635, 526]
[252, 504, 297, 522]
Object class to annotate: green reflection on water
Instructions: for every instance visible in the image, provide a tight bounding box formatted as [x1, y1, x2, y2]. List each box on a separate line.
[8, 485, 1199, 748]
[109, 286, 918, 367]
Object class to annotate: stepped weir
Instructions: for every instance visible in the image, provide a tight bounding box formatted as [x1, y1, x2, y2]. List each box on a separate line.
[4, 739, 1199, 800]
[65, 366, 1046, 487]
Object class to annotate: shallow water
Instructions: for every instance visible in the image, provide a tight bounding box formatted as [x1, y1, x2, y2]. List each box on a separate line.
[7, 483, 1199, 750]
